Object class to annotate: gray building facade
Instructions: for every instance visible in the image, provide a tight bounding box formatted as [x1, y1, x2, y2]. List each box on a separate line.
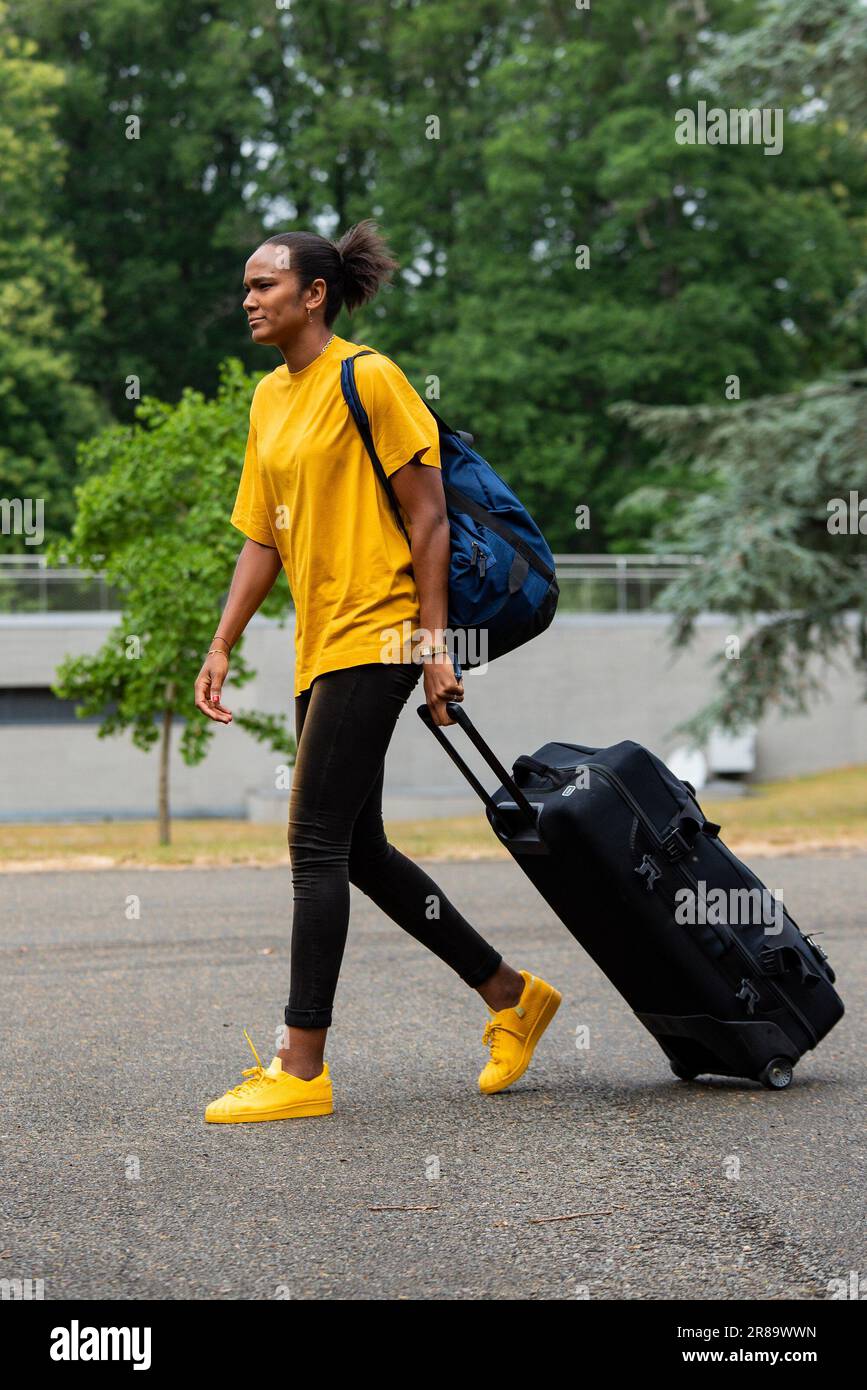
[1, 609, 864, 823]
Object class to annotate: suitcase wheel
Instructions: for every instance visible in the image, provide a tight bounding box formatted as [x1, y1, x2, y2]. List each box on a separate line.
[670, 1061, 699, 1082]
[758, 1057, 794, 1090]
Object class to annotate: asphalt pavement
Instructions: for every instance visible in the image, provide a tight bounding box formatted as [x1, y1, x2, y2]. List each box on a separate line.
[0, 854, 864, 1300]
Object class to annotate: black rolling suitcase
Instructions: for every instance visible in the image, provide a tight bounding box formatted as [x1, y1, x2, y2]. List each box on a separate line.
[418, 702, 844, 1089]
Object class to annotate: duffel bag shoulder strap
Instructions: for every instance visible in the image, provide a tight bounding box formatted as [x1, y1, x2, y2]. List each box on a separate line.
[341, 349, 467, 679]
[340, 350, 412, 546]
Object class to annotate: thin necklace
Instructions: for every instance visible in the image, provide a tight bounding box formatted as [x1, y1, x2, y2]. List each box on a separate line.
[288, 333, 335, 374]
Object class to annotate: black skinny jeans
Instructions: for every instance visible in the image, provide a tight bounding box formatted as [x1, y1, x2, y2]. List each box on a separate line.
[284, 661, 503, 1028]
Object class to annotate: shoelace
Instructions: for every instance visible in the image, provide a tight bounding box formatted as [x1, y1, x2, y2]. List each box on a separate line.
[482, 1017, 523, 1062]
[226, 1029, 279, 1098]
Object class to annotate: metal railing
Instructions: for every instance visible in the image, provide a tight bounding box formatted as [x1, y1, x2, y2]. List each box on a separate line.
[0, 556, 120, 613]
[553, 553, 701, 613]
[0, 553, 701, 615]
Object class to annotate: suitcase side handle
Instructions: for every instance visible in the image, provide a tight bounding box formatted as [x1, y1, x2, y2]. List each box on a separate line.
[416, 702, 538, 829]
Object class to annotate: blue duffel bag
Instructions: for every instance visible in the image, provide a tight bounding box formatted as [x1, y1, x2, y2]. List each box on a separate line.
[341, 349, 559, 676]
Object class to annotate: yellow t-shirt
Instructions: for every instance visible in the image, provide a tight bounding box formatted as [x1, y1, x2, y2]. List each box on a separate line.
[230, 334, 441, 696]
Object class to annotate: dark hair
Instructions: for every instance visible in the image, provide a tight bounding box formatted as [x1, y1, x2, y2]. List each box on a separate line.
[262, 218, 399, 328]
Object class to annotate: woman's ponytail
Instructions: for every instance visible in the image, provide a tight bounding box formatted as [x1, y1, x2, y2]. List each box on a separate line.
[334, 219, 399, 316]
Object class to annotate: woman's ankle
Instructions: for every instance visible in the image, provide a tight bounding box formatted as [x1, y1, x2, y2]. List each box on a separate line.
[477, 961, 525, 1013]
[278, 1024, 328, 1079]
[276, 1047, 323, 1081]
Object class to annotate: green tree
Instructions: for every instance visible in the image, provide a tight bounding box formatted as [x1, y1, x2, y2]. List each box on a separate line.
[0, 7, 106, 549]
[612, 0, 867, 738]
[702, 0, 867, 326]
[247, 0, 867, 549]
[612, 375, 867, 738]
[50, 359, 294, 844]
[11, 0, 867, 551]
[4, 0, 277, 412]
[702, 0, 867, 134]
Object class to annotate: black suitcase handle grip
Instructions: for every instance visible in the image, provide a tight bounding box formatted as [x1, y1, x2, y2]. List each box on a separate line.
[416, 702, 538, 829]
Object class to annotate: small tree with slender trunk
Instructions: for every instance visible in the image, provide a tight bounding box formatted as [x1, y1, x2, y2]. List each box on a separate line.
[51, 359, 294, 844]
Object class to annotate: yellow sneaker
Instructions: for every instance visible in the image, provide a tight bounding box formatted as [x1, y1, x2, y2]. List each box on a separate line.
[205, 1031, 333, 1123]
[478, 970, 562, 1095]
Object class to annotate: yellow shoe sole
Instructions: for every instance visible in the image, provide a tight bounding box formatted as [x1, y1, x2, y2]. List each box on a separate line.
[480, 986, 563, 1095]
[205, 1099, 333, 1123]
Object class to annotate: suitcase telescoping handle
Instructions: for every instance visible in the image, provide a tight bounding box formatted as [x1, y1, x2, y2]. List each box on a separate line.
[416, 702, 538, 830]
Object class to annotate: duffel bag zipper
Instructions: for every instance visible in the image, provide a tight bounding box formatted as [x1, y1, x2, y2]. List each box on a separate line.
[578, 762, 820, 1045]
[469, 540, 488, 578]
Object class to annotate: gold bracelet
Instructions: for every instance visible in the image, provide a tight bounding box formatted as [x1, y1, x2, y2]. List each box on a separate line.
[207, 647, 230, 658]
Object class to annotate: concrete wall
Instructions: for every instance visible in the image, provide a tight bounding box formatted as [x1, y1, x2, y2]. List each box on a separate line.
[1, 611, 864, 822]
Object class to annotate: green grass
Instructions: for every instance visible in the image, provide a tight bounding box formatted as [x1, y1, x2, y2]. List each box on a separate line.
[700, 764, 867, 850]
[1, 765, 865, 870]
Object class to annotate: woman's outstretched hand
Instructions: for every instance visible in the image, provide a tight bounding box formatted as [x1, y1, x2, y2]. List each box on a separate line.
[423, 655, 464, 727]
[194, 651, 232, 724]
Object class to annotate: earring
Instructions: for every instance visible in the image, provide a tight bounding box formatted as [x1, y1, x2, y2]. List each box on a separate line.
[307, 307, 312, 322]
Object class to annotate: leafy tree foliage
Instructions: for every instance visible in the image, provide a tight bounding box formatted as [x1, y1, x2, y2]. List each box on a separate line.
[51, 360, 294, 842]
[7, 0, 867, 551]
[613, 375, 867, 737]
[614, 0, 867, 735]
[7, 0, 867, 745]
[0, 7, 106, 549]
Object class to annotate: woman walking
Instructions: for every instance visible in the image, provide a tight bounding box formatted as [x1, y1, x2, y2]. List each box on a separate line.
[195, 220, 561, 1123]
